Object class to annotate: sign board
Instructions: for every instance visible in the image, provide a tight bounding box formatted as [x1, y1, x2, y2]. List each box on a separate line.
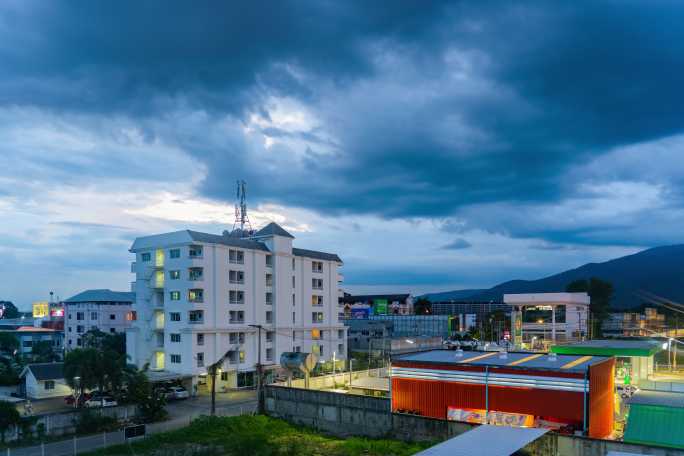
[447, 407, 534, 427]
[373, 299, 388, 315]
[33, 301, 49, 318]
[513, 311, 523, 347]
[351, 307, 370, 319]
[125, 424, 146, 439]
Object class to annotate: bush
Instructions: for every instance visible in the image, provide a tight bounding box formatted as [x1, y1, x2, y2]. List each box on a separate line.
[73, 409, 119, 434]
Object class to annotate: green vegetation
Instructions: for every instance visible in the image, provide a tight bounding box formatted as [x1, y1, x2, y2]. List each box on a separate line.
[0, 400, 20, 443]
[566, 277, 614, 336]
[64, 330, 127, 396]
[91, 415, 430, 456]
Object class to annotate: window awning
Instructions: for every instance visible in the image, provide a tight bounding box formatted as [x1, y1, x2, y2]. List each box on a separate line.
[414, 424, 548, 456]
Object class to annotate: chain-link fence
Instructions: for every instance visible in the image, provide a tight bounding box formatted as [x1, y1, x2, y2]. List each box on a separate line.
[4, 404, 255, 456]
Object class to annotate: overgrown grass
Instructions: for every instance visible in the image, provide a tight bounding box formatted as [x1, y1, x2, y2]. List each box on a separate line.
[89, 414, 431, 456]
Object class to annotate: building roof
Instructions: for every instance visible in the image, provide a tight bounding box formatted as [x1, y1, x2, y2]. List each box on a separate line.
[0, 326, 60, 333]
[64, 289, 135, 304]
[504, 292, 590, 305]
[393, 349, 611, 373]
[414, 424, 548, 456]
[292, 247, 342, 263]
[187, 230, 270, 251]
[253, 222, 295, 239]
[550, 339, 663, 357]
[22, 362, 64, 381]
[340, 294, 411, 304]
[624, 401, 684, 449]
[628, 390, 684, 408]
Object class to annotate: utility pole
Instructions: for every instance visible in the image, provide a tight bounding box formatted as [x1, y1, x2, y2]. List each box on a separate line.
[208, 349, 232, 416]
[249, 324, 265, 414]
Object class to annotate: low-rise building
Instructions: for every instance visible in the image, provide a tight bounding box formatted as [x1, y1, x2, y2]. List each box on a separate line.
[340, 294, 413, 317]
[19, 362, 71, 399]
[0, 326, 63, 358]
[64, 289, 135, 351]
[602, 307, 667, 337]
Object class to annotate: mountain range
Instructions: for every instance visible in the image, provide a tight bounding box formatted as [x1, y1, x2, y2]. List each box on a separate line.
[421, 245, 684, 309]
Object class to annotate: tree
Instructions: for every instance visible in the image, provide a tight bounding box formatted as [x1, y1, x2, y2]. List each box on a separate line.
[413, 298, 432, 315]
[566, 277, 614, 337]
[64, 348, 101, 396]
[0, 400, 21, 443]
[31, 340, 57, 363]
[0, 302, 20, 320]
[0, 333, 19, 355]
[123, 365, 167, 423]
[81, 329, 125, 354]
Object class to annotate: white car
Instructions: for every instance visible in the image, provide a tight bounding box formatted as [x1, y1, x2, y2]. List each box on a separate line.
[167, 386, 190, 400]
[85, 396, 118, 408]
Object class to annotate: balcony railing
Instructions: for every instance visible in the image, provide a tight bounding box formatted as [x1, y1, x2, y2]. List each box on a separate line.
[229, 319, 245, 324]
[188, 318, 204, 324]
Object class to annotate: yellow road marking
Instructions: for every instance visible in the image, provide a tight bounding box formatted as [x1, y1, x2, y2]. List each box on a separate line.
[508, 353, 543, 366]
[460, 352, 499, 363]
[561, 355, 593, 369]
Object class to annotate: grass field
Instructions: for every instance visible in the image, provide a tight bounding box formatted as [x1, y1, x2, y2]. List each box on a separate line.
[89, 415, 432, 456]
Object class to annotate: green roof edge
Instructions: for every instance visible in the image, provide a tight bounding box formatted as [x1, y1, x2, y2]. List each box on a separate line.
[550, 345, 660, 357]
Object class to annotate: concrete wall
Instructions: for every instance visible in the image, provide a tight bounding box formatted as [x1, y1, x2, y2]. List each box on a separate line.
[273, 368, 386, 390]
[264, 385, 684, 456]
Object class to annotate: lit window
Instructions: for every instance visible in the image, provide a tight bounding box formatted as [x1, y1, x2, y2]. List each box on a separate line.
[169, 270, 181, 280]
[170, 291, 181, 301]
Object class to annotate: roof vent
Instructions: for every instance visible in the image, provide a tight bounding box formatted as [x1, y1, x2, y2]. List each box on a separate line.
[498, 351, 508, 360]
[454, 349, 464, 358]
[548, 353, 558, 362]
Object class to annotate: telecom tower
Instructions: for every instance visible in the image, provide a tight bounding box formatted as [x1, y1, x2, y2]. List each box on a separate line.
[232, 180, 253, 236]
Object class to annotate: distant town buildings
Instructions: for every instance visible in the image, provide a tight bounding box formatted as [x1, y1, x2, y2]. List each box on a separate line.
[340, 294, 413, 317]
[602, 307, 667, 337]
[431, 300, 510, 332]
[64, 289, 135, 350]
[127, 222, 347, 389]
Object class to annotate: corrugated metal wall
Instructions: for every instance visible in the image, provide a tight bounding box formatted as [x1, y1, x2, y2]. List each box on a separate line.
[588, 357, 615, 438]
[392, 376, 585, 427]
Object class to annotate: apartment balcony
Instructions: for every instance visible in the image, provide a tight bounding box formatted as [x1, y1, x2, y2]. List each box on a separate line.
[188, 289, 204, 303]
[130, 262, 137, 273]
[188, 268, 204, 282]
[337, 273, 344, 283]
[153, 311, 165, 331]
[152, 270, 164, 289]
[229, 319, 245, 325]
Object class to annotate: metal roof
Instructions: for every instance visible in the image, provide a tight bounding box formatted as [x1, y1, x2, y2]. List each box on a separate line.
[393, 349, 610, 373]
[550, 339, 663, 357]
[64, 289, 135, 304]
[414, 424, 548, 456]
[340, 294, 411, 304]
[21, 362, 64, 381]
[624, 402, 684, 449]
[253, 222, 295, 239]
[628, 390, 684, 408]
[187, 230, 270, 251]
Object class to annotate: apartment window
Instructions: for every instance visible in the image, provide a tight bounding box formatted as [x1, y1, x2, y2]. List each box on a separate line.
[311, 329, 320, 340]
[169, 270, 180, 280]
[292, 276, 295, 289]
[338, 343, 344, 354]
[189, 245, 203, 258]
[266, 331, 274, 343]
[312, 312, 324, 323]
[77, 338, 82, 346]
[110, 328, 116, 334]
[312, 261, 323, 273]
[292, 312, 296, 324]
[229, 270, 244, 284]
[170, 354, 181, 364]
[170, 291, 181, 301]
[76, 312, 84, 321]
[90, 312, 97, 320]
[312, 344, 320, 355]
[292, 258, 295, 270]
[170, 312, 181, 322]
[141, 252, 151, 262]
[188, 310, 204, 324]
[321, 330, 326, 339]
[126, 311, 137, 321]
[221, 372, 228, 381]
[229, 311, 244, 324]
[44, 380, 55, 390]
[197, 353, 204, 367]
[109, 314, 116, 320]
[229, 249, 244, 264]
[189, 267, 203, 281]
[68, 327, 72, 333]
[229, 332, 245, 344]
[312, 278, 323, 290]
[265, 273, 273, 287]
[265, 311, 273, 324]
[294, 346, 301, 353]
[312, 295, 324, 307]
[76, 325, 84, 333]
[229, 290, 244, 304]
[338, 330, 344, 339]
[188, 289, 204, 303]
[265, 255, 273, 268]
[292, 294, 295, 306]
[169, 248, 181, 259]
[197, 333, 204, 346]
[170, 333, 181, 343]
[265, 292, 273, 305]
[266, 348, 273, 361]
[320, 345, 324, 357]
[22, 340, 33, 348]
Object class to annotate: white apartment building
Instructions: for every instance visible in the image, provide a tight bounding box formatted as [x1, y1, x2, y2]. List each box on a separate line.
[126, 222, 346, 389]
[64, 289, 135, 350]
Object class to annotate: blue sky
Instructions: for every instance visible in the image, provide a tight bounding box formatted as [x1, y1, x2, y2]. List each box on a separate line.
[1, 1, 684, 308]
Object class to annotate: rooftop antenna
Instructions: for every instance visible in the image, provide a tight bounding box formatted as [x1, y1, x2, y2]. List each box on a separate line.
[232, 180, 253, 235]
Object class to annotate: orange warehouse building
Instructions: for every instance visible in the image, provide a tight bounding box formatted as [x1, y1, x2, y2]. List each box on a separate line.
[391, 350, 614, 438]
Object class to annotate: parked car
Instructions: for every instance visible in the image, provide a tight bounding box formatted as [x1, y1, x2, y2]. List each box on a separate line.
[167, 386, 190, 400]
[617, 384, 639, 399]
[85, 395, 118, 408]
[64, 392, 92, 406]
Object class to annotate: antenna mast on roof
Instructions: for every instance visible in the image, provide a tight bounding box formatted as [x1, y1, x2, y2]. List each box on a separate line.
[232, 180, 253, 235]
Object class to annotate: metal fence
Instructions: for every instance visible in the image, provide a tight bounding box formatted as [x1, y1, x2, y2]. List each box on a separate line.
[4, 404, 256, 456]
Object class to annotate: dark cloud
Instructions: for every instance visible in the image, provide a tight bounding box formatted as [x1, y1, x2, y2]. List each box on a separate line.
[1, 1, 683, 249]
[442, 238, 472, 250]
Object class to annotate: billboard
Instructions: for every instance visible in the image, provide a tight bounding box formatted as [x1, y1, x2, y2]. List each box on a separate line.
[33, 301, 49, 318]
[373, 299, 388, 315]
[447, 407, 534, 427]
[513, 310, 523, 347]
[350, 307, 370, 319]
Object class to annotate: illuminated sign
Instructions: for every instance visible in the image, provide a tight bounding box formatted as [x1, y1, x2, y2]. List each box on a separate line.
[33, 301, 49, 318]
[49, 307, 64, 317]
[373, 299, 388, 315]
